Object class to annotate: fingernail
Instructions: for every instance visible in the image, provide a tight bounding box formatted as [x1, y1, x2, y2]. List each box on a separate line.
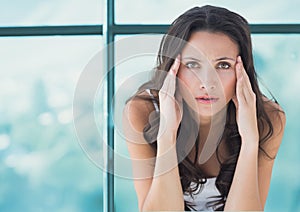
[170, 67, 176, 75]
[175, 54, 181, 63]
[172, 69, 176, 75]
[238, 56, 242, 63]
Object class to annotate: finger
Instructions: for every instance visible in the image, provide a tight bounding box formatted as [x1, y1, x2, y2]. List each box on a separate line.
[160, 54, 181, 96]
[235, 60, 246, 103]
[237, 56, 254, 96]
[175, 91, 183, 110]
[175, 91, 183, 120]
[160, 74, 172, 96]
[235, 70, 247, 105]
[170, 54, 181, 75]
[236, 57, 256, 103]
[168, 55, 181, 93]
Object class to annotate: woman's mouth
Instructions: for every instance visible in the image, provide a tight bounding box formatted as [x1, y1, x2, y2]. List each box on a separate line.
[195, 95, 219, 104]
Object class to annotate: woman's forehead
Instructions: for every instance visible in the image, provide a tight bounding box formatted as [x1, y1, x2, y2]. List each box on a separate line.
[181, 31, 239, 59]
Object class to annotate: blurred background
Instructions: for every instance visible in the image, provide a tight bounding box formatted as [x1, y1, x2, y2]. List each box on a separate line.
[0, 0, 299, 211]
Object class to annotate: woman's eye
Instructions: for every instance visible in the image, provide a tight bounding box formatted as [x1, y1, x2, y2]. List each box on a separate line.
[217, 62, 231, 70]
[185, 61, 200, 69]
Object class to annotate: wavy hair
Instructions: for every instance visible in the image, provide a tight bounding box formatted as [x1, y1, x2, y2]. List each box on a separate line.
[130, 5, 282, 211]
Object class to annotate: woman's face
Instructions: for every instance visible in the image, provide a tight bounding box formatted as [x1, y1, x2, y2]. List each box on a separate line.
[177, 31, 239, 118]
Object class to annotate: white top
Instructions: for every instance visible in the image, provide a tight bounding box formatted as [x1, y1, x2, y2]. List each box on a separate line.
[145, 89, 159, 112]
[183, 177, 221, 211]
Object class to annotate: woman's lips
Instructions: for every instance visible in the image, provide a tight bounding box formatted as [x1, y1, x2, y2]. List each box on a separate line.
[195, 95, 219, 104]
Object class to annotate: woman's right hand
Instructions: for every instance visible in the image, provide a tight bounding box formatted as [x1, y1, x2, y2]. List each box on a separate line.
[157, 55, 183, 142]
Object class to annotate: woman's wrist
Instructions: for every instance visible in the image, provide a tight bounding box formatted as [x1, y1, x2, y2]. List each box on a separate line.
[157, 131, 177, 152]
[240, 136, 259, 152]
[158, 128, 177, 143]
[240, 130, 259, 145]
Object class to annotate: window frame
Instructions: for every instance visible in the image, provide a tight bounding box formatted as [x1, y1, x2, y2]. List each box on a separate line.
[1, 0, 300, 211]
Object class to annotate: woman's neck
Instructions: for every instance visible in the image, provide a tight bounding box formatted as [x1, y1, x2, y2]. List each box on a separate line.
[197, 106, 227, 164]
[199, 106, 227, 130]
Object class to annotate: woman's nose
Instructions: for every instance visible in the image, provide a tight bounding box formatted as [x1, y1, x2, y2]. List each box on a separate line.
[200, 83, 216, 90]
[198, 70, 217, 90]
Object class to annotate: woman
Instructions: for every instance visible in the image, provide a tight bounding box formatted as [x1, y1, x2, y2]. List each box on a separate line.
[122, 5, 285, 211]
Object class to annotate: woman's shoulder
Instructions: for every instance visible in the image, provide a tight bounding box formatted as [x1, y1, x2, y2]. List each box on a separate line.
[261, 96, 286, 128]
[123, 90, 158, 132]
[123, 91, 157, 158]
[259, 96, 286, 159]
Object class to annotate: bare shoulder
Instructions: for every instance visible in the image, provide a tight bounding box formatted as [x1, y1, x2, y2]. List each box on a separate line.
[122, 92, 158, 208]
[262, 96, 286, 134]
[123, 91, 157, 132]
[259, 96, 286, 159]
[122, 91, 157, 158]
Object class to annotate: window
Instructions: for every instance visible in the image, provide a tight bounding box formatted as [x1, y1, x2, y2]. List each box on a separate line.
[0, 0, 102, 26]
[0, 36, 102, 211]
[115, 0, 300, 24]
[1, 1, 299, 211]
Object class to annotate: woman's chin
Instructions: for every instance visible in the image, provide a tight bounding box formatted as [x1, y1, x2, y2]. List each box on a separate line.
[196, 104, 228, 119]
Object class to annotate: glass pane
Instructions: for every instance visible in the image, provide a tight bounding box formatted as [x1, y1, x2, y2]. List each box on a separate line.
[114, 34, 300, 211]
[0, 0, 102, 26]
[114, 35, 162, 212]
[116, 0, 300, 24]
[252, 34, 300, 211]
[0, 36, 103, 211]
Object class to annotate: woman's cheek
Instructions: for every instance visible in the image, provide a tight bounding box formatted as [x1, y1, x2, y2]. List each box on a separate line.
[217, 72, 235, 101]
[177, 72, 199, 111]
[223, 75, 237, 101]
[178, 69, 194, 89]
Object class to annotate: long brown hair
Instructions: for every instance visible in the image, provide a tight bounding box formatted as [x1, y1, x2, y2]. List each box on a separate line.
[130, 5, 281, 210]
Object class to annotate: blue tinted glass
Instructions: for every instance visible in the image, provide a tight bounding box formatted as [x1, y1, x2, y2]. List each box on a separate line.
[0, 36, 103, 211]
[253, 35, 300, 211]
[114, 35, 162, 212]
[116, 0, 300, 24]
[0, 0, 102, 26]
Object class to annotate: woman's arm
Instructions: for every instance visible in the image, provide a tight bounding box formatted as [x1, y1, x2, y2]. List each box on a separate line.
[225, 111, 285, 211]
[123, 56, 184, 211]
[123, 103, 184, 211]
[144, 132, 184, 211]
[226, 56, 286, 210]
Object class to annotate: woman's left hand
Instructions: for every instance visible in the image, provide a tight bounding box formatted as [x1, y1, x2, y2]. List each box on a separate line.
[232, 56, 259, 144]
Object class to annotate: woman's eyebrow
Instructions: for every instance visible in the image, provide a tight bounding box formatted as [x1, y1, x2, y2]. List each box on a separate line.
[214, 57, 236, 62]
[181, 56, 202, 61]
[182, 56, 236, 62]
